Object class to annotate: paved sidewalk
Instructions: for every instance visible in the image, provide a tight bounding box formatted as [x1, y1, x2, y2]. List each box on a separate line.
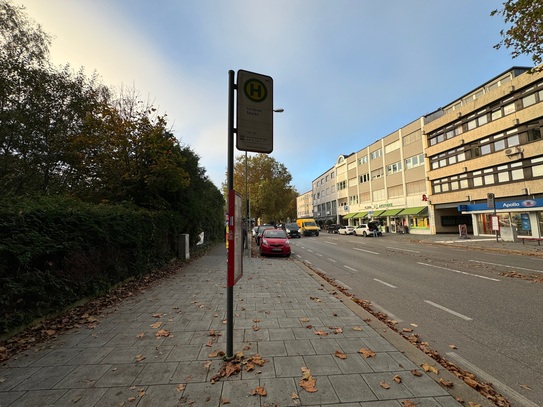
[1, 244, 493, 407]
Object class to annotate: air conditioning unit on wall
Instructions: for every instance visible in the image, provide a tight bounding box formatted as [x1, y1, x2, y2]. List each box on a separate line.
[504, 146, 523, 157]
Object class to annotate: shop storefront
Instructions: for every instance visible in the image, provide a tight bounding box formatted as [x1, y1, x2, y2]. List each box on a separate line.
[459, 198, 543, 238]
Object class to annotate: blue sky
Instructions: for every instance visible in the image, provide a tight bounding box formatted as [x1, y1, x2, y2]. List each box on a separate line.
[18, 0, 534, 193]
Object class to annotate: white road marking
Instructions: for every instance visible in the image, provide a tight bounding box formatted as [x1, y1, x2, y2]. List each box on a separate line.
[328, 258, 337, 263]
[296, 255, 302, 259]
[307, 249, 313, 253]
[372, 303, 403, 322]
[424, 300, 472, 321]
[316, 268, 326, 275]
[469, 260, 543, 274]
[353, 247, 379, 255]
[303, 260, 312, 265]
[446, 352, 540, 407]
[316, 253, 323, 257]
[373, 278, 397, 288]
[418, 262, 500, 281]
[334, 279, 351, 290]
[324, 241, 338, 245]
[344, 265, 358, 272]
[386, 246, 420, 253]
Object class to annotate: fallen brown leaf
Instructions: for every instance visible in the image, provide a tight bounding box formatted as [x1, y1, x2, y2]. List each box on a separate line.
[519, 384, 531, 390]
[410, 369, 423, 377]
[353, 326, 363, 331]
[314, 330, 328, 336]
[155, 329, 170, 337]
[439, 378, 454, 388]
[150, 322, 162, 329]
[299, 367, 318, 393]
[393, 375, 402, 383]
[335, 350, 347, 359]
[421, 363, 439, 375]
[250, 386, 267, 396]
[402, 401, 416, 407]
[379, 381, 391, 389]
[358, 348, 376, 358]
[176, 383, 186, 392]
[135, 354, 145, 362]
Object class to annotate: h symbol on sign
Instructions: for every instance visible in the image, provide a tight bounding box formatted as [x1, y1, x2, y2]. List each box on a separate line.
[249, 83, 263, 99]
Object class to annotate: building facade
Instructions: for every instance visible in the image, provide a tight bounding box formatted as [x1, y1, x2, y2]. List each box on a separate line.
[300, 66, 543, 238]
[424, 67, 543, 238]
[296, 190, 313, 219]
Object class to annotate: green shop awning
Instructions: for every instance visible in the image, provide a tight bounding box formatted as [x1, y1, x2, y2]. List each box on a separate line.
[399, 206, 428, 216]
[353, 211, 367, 219]
[369, 210, 386, 217]
[379, 208, 404, 217]
[342, 212, 356, 219]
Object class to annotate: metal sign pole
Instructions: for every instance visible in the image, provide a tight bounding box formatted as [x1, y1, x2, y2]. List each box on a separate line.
[226, 70, 235, 359]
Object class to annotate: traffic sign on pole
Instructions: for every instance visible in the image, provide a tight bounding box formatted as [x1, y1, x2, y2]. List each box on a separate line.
[236, 70, 274, 153]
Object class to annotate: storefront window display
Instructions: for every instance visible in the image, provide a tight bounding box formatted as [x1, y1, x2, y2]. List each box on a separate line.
[538, 212, 543, 236]
[477, 212, 531, 236]
[409, 215, 429, 230]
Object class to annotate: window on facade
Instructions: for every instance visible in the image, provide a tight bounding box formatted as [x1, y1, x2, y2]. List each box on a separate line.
[480, 144, 491, 155]
[348, 177, 357, 187]
[484, 174, 495, 185]
[511, 168, 524, 180]
[403, 129, 421, 145]
[370, 149, 382, 160]
[522, 93, 536, 108]
[386, 161, 402, 175]
[406, 180, 426, 195]
[478, 114, 488, 126]
[528, 128, 541, 142]
[372, 189, 385, 201]
[467, 118, 477, 131]
[473, 176, 483, 187]
[358, 155, 368, 165]
[532, 157, 543, 177]
[503, 102, 516, 115]
[498, 172, 510, 183]
[388, 185, 403, 198]
[491, 109, 503, 120]
[371, 168, 383, 179]
[385, 140, 400, 154]
[494, 139, 506, 151]
[360, 173, 370, 183]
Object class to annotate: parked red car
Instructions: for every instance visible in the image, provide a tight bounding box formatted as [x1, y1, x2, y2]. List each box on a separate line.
[259, 229, 291, 257]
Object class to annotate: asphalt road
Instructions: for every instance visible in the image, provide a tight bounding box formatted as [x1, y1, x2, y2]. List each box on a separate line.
[289, 233, 543, 407]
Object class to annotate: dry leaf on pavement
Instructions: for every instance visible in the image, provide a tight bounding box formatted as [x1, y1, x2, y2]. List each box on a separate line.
[335, 350, 347, 359]
[299, 367, 317, 393]
[155, 329, 170, 337]
[358, 348, 376, 358]
[393, 375, 402, 383]
[410, 369, 423, 377]
[421, 363, 438, 374]
[250, 386, 267, 396]
[379, 381, 391, 389]
[439, 378, 454, 388]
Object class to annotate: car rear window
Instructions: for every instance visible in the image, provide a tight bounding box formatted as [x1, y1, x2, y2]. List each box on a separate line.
[263, 230, 287, 238]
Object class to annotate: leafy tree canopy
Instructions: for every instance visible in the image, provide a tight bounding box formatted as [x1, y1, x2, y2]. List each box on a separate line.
[225, 154, 298, 224]
[491, 0, 543, 68]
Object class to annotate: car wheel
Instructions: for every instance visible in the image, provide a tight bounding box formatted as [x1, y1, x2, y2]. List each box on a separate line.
[316, 232, 319, 236]
[363, 232, 367, 237]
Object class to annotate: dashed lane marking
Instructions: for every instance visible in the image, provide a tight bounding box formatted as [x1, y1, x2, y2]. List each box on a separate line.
[418, 262, 500, 281]
[373, 278, 397, 288]
[424, 300, 472, 321]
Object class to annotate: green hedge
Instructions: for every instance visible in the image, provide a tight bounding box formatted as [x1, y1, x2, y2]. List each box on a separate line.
[0, 196, 192, 335]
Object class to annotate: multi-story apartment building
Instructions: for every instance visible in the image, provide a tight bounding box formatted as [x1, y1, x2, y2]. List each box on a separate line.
[310, 120, 431, 235]
[312, 166, 340, 224]
[301, 66, 543, 238]
[424, 67, 543, 238]
[296, 190, 313, 219]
